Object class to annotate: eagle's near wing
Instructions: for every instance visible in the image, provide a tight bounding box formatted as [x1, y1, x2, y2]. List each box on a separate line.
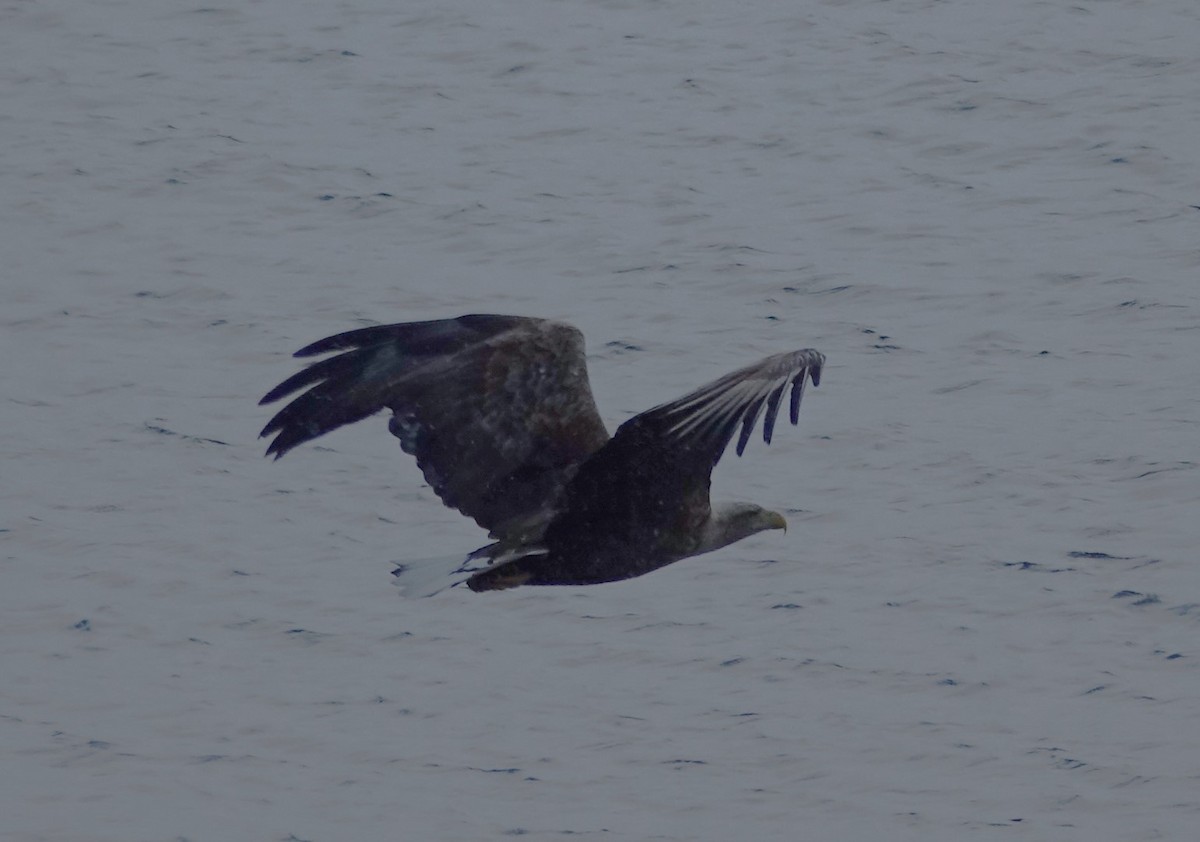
[544, 348, 824, 559]
[259, 315, 611, 542]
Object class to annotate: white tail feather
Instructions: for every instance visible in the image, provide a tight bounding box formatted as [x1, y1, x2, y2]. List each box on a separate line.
[390, 554, 477, 598]
[391, 545, 550, 598]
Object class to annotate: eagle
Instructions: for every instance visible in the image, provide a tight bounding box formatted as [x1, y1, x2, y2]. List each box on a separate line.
[260, 315, 824, 595]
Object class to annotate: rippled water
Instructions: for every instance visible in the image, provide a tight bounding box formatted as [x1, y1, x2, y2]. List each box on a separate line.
[4, 1, 1198, 839]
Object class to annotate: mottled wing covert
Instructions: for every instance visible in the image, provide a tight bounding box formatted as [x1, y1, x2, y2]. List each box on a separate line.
[260, 315, 611, 541]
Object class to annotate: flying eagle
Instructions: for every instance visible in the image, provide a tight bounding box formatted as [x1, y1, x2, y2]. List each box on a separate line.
[260, 315, 824, 595]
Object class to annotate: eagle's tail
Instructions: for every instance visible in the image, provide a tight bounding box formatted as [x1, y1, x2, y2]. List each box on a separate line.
[390, 554, 476, 598]
[390, 543, 548, 597]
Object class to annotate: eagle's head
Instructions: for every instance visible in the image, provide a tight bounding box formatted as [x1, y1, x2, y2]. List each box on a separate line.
[699, 501, 787, 555]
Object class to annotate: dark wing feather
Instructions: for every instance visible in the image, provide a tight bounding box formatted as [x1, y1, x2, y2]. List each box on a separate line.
[547, 348, 824, 556]
[649, 348, 824, 459]
[260, 315, 611, 541]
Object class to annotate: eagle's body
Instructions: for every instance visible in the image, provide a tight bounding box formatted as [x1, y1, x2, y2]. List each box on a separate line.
[260, 315, 823, 594]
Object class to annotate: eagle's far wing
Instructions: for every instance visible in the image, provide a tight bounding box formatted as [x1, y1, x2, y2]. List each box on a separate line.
[639, 347, 825, 463]
[259, 315, 611, 541]
[553, 348, 824, 549]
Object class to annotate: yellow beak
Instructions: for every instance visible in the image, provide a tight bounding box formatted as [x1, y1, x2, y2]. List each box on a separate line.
[764, 510, 788, 533]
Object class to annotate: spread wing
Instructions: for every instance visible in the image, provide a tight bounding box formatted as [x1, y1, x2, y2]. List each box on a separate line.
[259, 315, 611, 541]
[639, 347, 825, 462]
[549, 348, 824, 551]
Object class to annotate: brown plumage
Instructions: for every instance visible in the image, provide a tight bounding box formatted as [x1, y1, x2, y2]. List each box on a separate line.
[260, 315, 824, 594]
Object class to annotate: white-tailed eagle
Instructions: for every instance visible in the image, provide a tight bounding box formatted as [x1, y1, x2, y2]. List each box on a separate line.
[260, 315, 824, 594]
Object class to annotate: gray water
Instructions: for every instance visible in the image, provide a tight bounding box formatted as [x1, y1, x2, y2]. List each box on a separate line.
[4, 1, 1198, 839]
